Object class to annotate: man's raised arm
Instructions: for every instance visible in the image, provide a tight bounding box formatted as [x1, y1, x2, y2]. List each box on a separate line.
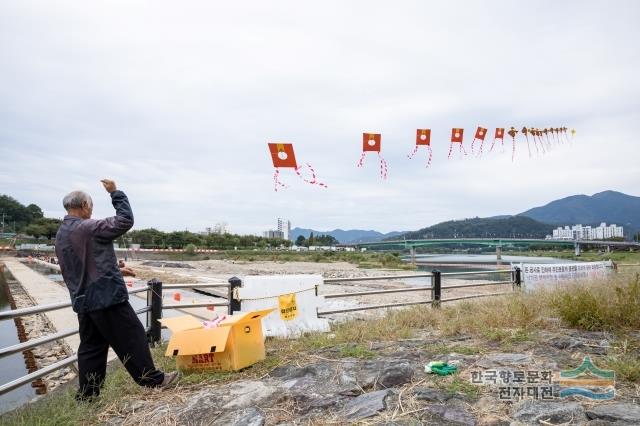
[89, 179, 134, 240]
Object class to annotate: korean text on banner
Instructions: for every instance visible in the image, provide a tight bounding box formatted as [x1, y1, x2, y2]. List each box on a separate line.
[514, 261, 613, 292]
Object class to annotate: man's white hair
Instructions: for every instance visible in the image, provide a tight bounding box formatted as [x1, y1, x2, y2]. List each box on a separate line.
[62, 191, 93, 211]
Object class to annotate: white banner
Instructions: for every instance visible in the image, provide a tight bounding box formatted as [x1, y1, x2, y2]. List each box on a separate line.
[515, 261, 613, 291]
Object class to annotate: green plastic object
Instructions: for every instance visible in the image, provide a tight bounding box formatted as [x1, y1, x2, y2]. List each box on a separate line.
[425, 361, 458, 376]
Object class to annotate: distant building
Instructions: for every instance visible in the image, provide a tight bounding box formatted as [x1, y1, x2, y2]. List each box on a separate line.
[549, 223, 624, 240]
[201, 222, 228, 236]
[277, 218, 292, 240]
[263, 230, 285, 239]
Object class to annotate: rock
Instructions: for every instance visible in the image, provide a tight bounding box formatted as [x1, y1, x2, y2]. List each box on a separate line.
[378, 362, 413, 388]
[476, 353, 532, 368]
[342, 389, 391, 421]
[222, 381, 278, 410]
[586, 403, 640, 424]
[511, 401, 585, 425]
[424, 404, 476, 426]
[213, 407, 265, 426]
[414, 387, 450, 403]
[549, 336, 583, 349]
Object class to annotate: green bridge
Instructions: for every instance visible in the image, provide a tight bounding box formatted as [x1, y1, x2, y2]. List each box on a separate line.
[354, 238, 640, 261]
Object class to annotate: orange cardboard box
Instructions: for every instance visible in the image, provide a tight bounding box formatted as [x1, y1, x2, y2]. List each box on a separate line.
[160, 309, 274, 371]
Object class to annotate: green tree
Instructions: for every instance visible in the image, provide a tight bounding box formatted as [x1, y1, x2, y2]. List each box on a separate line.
[295, 235, 306, 246]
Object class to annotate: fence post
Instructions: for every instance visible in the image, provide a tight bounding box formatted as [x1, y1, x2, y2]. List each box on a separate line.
[514, 267, 522, 291]
[147, 279, 163, 345]
[228, 277, 242, 315]
[431, 269, 441, 308]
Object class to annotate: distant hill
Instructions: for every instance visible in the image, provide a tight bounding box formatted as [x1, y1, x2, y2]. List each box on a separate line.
[519, 190, 640, 235]
[290, 228, 405, 244]
[397, 216, 554, 240]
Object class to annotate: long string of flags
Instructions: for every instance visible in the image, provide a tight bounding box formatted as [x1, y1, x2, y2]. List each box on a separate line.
[268, 126, 574, 191]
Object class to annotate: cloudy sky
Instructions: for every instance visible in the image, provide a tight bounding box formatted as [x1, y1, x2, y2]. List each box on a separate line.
[1, 1, 638, 235]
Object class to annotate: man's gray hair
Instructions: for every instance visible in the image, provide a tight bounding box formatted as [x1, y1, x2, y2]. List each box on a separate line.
[62, 191, 93, 211]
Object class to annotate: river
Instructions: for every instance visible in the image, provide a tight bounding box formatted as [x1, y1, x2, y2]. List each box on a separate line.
[0, 270, 35, 415]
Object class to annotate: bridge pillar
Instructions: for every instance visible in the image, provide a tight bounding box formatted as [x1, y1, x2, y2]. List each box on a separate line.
[574, 242, 581, 257]
[409, 246, 416, 265]
[606, 245, 611, 253]
[496, 245, 502, 261]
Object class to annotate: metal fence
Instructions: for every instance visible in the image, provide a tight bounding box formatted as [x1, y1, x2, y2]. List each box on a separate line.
[318, 268, 520, 315]
[0, 268, 521, 396]
[0, 279, 236, 396]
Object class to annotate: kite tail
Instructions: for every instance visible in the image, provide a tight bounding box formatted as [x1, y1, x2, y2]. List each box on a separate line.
[539, 135, 546, 155]
[501, 138, 505, 153]
[525, 135, 532, 158]
[488, 138, 497, 153]
[459, 142, 467, 157]
[533, 136, 540, 157]
[426, 145, 433, 168]
[447, 142, 454, 159]
[357, 152, 366, 167]
[407, 145, 419, 159]
[471, 139, 477, 156]
[478, 139, 484, 157]
[273, 169, 287, 192]
[378, 154, 388, 180]
[295, 163, 327, 188]
[511, 137, 516, 162]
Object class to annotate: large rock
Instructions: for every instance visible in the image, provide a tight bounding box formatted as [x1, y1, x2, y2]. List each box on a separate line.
[222, 381, 279, 410]
[213, 407, 265, 426]
[342, 389, 391, 421]
[586, 403, 640, 424]
[424, 404, 476, 426]
[511, 401, 585, 425]
[413, 387, 450, 403]
[378, 362, 414, 388]
[476, 353, 532, 368]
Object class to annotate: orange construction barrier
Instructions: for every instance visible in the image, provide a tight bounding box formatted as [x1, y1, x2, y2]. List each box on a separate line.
[173, 292, 181, 302]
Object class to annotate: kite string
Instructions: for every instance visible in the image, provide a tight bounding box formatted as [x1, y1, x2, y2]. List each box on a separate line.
[273, 169, 287, 192]
[295, 163, 327, 188]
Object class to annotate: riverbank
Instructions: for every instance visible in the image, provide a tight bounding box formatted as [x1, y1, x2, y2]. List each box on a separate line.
[3, 271, 639, 425]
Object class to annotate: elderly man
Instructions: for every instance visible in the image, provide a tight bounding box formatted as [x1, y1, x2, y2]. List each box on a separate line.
[55, 179, 178, 400]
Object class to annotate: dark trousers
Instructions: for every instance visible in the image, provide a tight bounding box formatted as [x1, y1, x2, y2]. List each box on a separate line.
[76, 302, 164, 399]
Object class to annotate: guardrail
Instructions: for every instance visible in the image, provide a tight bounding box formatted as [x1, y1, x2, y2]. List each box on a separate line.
[318, 268, 519, 315]
[0, 279, 235, 396]
[0, 268, 520, 397]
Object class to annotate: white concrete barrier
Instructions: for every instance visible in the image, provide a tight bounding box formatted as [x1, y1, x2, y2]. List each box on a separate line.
[237, 275, 330, 338]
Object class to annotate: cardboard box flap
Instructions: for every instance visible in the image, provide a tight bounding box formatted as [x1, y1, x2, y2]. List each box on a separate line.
[165, 327, 231, 357]
[218, 308, 275, 327]
[159, 315, 204, 333]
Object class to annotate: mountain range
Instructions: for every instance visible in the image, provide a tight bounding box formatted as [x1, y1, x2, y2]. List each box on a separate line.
[519, 190, 640, 233]
[293, 190, 639, 243]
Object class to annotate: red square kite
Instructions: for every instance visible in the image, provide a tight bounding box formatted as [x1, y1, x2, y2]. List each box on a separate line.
[268, 143, 298, 169]
[408, 129, 433, 167]
[362, 133, 382, 152]
[448, 128, 467, 159]
[489, 127, 505, 153]
[267, 142, 326, 191]
[472, 126, 487, 156]
[358, 132, 387, 179]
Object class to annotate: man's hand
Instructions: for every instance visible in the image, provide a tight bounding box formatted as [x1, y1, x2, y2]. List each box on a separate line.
[101, 179, 117, 193]
[120, 266, 136, 277]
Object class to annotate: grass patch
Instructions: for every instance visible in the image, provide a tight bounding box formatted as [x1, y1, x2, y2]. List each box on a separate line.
[551, 273, 640, 331]
[339, 344, 376, 359]
[437, 376, 481, 400]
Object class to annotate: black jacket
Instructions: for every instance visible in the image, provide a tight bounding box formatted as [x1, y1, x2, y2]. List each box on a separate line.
[55, 190, 133, 313]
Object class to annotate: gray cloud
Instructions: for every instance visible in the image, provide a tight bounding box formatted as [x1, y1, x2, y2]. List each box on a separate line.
[1, 0, 639, 234]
